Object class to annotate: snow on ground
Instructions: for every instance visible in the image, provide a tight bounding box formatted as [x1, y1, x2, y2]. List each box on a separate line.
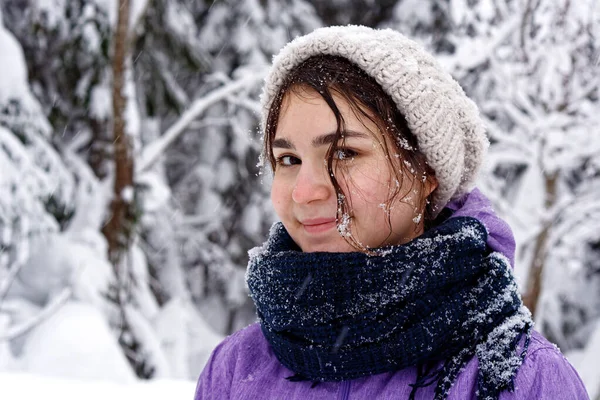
[0, 373, 196, 400]
[15, 302, 136, 382]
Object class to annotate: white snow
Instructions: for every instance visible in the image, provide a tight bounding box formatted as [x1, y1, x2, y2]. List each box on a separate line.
[31, 0, 68, 29]
[121, 186, 134, 203]
[393, 0, 434, 26]
[15, 302, 136, 382]
[89, 85, 112, 119]
[0, 372, 195, 400]
[136, 171, 171, 212]
[0, 21, 30, 106]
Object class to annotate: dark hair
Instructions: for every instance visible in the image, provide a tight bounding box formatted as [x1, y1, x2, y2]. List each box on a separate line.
[264, 55, 436, 249]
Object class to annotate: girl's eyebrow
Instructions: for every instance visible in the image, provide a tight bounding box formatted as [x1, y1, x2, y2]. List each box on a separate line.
[272, 130, 369, 150]
[272, 137, 294, 150]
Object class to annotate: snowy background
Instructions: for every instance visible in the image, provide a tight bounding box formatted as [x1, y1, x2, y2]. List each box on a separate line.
[0, 0, 598, 398]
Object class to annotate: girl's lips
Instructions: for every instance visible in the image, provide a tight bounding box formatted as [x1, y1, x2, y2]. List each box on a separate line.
[301, 218, 336, 234]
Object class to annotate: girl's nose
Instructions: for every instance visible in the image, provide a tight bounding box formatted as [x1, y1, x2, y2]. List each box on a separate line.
[292, 162, 333, 204]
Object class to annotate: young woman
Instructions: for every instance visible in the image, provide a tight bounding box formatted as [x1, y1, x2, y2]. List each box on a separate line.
[196, 26, 588, 399]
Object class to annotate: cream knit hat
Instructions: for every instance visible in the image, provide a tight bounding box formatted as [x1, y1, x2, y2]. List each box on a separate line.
[260, 25, 489, 215]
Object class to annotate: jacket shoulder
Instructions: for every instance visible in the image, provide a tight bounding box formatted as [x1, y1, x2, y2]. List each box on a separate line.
[195, 323, 268, 400]
[505, 331, 589, 399]
[213, 322, 266, 356]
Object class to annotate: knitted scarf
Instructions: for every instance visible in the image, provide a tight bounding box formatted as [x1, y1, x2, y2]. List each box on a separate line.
[246, 217, 533, 400]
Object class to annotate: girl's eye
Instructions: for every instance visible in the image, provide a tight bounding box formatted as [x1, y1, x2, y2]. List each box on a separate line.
[334, 148, 358, 161]
[275, 155, 301, 167]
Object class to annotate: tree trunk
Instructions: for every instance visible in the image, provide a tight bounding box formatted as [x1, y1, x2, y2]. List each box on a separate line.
[103, 0, 152, 378]
[523, 172, 557, 317]
[103, 0, 134, 268]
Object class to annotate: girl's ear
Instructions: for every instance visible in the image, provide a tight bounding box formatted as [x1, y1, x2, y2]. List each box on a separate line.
[424, 174, 439, 198]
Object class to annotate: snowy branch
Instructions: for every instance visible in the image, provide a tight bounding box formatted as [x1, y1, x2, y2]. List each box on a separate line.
[547, 192, 600, 251]
[151, 51, 190, 109]
[226, 95, 262, 115]
[188, 117, 231, 131]
[136, 70, 266, 174]
[482, 116, 535, 157]
[0, 263, 24, 304]
[64, 130, 92, 154]
[477, 180, 532, 229]
[0, 288, 72, 341]
[520, 0, 535, 61]
[447, 15, 520, 74]
[502, 101, 535, 130]
[178, 215, 214, 226]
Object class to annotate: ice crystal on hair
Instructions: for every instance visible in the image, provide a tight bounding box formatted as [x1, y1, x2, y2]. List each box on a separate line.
[256, 153, 266, 169]
[337, 213, 352, 237]
[403, 159, 415, 174]
[396, 136, 414, 151]
[335, 150, 348, 160]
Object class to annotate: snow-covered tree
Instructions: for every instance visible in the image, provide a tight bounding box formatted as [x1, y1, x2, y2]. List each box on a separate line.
[0, 2, 123, 380]
[414, 0, 600, 393]
[440, 0, 599, 332]
[1, 0, 322, 381]
[0, 0, 217, 380]
[138, 0, 321, 334]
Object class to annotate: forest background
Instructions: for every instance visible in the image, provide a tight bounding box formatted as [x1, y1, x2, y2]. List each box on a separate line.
[0, 0, 599, 398]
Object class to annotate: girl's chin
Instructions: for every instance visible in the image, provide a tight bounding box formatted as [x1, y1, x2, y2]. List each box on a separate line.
[297, 237, 357, 253]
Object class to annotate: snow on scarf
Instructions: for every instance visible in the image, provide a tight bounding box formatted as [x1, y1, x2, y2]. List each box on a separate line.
[246, 217, 533, 400]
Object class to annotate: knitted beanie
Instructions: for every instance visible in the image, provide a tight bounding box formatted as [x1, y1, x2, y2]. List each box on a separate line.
[260, 25, 489, 215]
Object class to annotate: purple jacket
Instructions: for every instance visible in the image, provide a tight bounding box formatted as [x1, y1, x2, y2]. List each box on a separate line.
[196, 189, 589, 399]
[196, 323, 587, 399]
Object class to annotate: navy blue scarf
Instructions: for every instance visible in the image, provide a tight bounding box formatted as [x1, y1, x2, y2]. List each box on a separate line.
[246, 217, 533, 400]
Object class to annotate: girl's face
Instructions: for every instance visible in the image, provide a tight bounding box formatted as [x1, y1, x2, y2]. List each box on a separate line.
[270, 87, 433, 253]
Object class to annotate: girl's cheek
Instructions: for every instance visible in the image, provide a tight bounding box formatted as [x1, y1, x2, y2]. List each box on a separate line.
[272, 174, 297, 203]
[270, 181, 285, 207]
